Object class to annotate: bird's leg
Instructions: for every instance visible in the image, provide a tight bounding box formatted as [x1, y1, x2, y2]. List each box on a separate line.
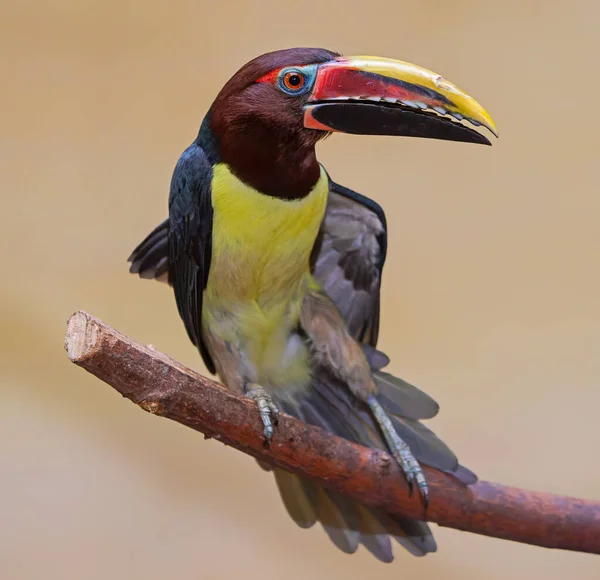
[202, 331, 281, 444]
[245, 383, 280, 443]
[300, 289, 428, 504]
[365, 395, 428, 504]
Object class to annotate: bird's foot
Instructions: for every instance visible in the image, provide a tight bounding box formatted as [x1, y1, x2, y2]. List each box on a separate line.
[246, 384, 280, 443]
[367, 395, 429, 507]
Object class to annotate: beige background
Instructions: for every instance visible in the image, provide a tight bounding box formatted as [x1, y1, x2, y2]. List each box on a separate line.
[2, 1, 599, 578]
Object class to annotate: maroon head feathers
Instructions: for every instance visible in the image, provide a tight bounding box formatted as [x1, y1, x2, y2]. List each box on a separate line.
[209, 48, 340, 199]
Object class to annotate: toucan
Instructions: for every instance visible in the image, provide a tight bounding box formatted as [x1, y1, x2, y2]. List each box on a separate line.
[128, 47, 497, 562]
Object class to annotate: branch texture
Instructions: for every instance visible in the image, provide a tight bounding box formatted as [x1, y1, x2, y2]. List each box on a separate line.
[65, 310, 600, 554]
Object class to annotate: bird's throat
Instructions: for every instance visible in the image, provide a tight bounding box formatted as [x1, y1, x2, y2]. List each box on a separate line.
[206, 115, 322, 199]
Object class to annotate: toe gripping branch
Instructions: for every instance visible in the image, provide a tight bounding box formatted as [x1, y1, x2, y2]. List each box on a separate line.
[246, 384, 280, 444]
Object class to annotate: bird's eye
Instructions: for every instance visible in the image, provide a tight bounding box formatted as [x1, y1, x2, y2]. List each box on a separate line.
[283, 71, 305, 91]
[275, 66, 317, 96]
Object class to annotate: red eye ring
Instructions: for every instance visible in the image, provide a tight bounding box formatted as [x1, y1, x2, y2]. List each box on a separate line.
[283, 71, 305, 91]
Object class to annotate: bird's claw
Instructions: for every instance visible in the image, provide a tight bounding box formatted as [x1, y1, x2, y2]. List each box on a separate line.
[246, 384, 280, 443]
[395, 443, 429, 508]
[367, 395, 429, 508]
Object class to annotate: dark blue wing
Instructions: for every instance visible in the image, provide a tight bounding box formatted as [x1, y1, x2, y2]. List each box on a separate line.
[167, 144, 215, 373]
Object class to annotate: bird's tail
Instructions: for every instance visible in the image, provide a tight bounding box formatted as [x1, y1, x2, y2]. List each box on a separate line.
[261, 348, 476, 562]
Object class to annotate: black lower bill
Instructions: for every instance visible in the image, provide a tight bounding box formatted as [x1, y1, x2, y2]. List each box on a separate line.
[308, 101, 492, 145]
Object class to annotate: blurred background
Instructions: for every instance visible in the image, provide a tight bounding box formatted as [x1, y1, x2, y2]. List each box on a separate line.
[2, 1, 599, 578]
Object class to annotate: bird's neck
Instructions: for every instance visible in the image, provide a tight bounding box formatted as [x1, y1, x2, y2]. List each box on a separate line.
[198, 115, 321, 200]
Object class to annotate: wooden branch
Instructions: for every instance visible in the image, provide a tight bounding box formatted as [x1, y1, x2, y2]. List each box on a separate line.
[64, 310, 600, 555]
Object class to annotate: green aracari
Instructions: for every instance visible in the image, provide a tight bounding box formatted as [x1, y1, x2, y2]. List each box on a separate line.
[128, 47, 497, 562]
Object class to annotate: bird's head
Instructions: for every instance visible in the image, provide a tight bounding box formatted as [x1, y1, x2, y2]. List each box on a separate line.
[207, 48, 497, 197]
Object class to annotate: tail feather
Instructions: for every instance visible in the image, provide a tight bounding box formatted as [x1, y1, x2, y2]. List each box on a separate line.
[380, 511, 436, 556]
[355, 505, 395, 563]
[273, 469, 317, 529]
[316, 488, 360, 554]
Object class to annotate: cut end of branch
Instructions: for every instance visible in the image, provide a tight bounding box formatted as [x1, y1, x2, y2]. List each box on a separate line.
[65, 310, 102, 363]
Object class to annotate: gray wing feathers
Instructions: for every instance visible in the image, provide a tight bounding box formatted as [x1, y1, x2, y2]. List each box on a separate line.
[313, 191, 384, 345]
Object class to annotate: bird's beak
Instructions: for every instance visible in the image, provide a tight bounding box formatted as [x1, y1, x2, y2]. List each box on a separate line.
[304, 56, 498, 145]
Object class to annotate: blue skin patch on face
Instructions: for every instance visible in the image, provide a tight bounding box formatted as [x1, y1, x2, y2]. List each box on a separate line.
[277, 64, 318, 96]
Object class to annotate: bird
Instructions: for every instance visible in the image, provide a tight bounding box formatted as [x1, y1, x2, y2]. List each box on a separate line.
[127, 47, 497, 562]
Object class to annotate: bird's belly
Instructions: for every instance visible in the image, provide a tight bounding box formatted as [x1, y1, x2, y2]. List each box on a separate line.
[202, 163, 328, 389]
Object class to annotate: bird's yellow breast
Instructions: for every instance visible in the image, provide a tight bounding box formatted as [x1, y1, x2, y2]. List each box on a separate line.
[206, 163, 328, 303]
[203, 163, 328, 386]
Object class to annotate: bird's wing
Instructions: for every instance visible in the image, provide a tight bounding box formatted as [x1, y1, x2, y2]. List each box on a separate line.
[311, 177, 387, 347]
[128, 219, 172, 284]
[128, 219, 170, 283]
[166, 144, 216, 373]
